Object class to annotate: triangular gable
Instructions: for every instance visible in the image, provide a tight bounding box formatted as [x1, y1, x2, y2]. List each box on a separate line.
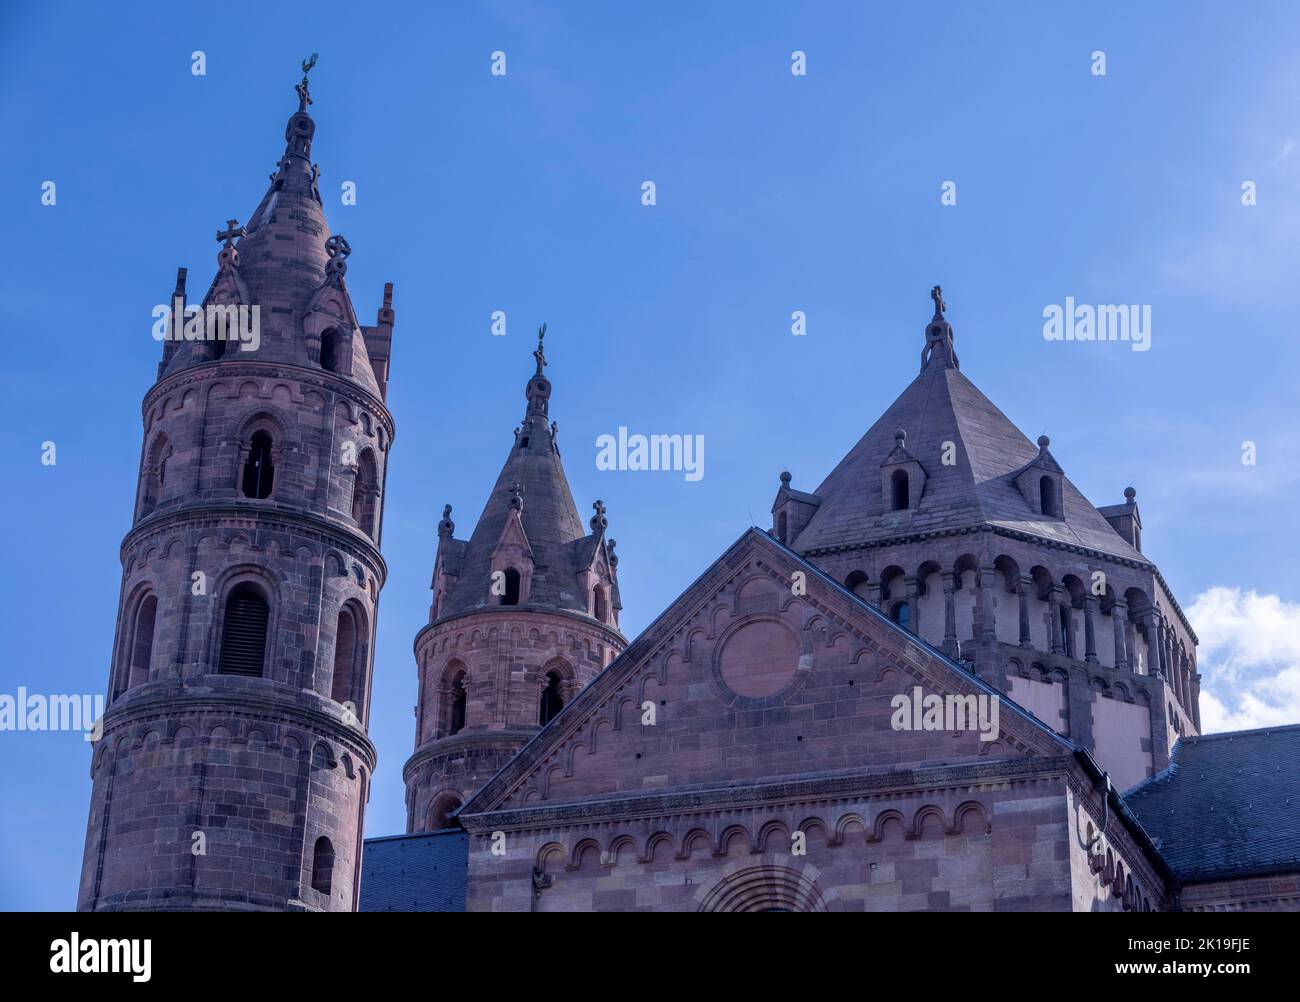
[200, 261, 250, 310]
[493, 507, 533, 560]
[463, 528, 1071, 816]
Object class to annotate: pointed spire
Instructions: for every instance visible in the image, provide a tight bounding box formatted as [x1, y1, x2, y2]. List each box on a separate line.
[433, 329, 610, 623]
[920, 284, 959, 372]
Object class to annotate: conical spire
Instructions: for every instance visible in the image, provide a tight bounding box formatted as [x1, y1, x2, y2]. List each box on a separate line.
[161, 60, 386, 396]
[433, 330, 619, 622]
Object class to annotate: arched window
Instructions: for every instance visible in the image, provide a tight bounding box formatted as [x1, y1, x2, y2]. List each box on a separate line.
[241, 430, 275, 499]
[141, 434, 170, 515]
[1039, 476, 1056, 518]
[776, 511, 788, 545]
[429, 794, 462, 831]
[311, 836, 335, 895]
[320, 328, 341, 373]
[845, 570, 868, 595]
[449, 672, 467, 735]
[890, 601, 911, 631]
[120, 593, 158, 695]
[501, 567, 521, 606]
[218, 584, 269, 676]
[539, 670, 564, 725]
[891, 469, 910, 511]
[351, 450, 378, 536]
[593, 585, 607, 622]
[331, 608, 356, 707]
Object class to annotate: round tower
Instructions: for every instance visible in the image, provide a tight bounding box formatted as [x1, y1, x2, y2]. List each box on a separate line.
[404, 328, 626, 832]
[78, 66, 397, 911]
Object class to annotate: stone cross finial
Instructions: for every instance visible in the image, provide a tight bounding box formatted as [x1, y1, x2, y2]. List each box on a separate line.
[591, 499, 608, 532]
[216, 219, 246, 247]
[325, 234, 351, 280]
[508, 482, 525, 511]
[533, 323, 548, 374]
[325, 234, 351, 260]
[930, 285, 946, 318]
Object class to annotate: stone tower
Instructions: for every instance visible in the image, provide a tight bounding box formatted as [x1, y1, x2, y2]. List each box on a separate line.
[78, 68, 396, 912]
[404, 328, 625, 832]
[771, 288, 1199, 791]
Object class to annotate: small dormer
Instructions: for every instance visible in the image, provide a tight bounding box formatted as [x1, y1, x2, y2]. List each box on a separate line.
[429, 504, 465, 622]
[1098, 486, 1143, 552]
[303, 285, 358, 377]
[488, 484, 534, 606]
[879, 429, 927, 513]
[575, 501, 620, 628]
[770, 471, 822, 545]
[1014, 435, 1065, 519]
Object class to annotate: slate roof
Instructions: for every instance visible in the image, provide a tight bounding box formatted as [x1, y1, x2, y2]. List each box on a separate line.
[1123, 725, 1300, 882]
[791, 353, 1145, 563]
[358, 829, 468, 912]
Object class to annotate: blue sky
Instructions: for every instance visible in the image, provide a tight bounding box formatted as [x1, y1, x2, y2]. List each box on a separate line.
[2, 1, 1299, 910]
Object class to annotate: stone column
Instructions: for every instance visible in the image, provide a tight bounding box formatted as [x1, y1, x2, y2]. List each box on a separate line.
[1111, 599, 1129, 671]
[1017, 576, 1033, 648]
[1083, 595, 1099, 664]
[1190, 670, 1202, 731]
[867, 582, 883, 612]
[942, 573, 958, 657]
[1049, 588, 1065, 655]
[978, 566, 997, 643]
[905, 576, 919, 635]
[1148, 615, 1165, 678]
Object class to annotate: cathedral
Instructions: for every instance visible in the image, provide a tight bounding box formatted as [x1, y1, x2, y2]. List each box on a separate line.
[79, 74, 1300, 914]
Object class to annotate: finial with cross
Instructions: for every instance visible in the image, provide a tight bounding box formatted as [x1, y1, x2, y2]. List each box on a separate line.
[930, 285, 946, 319]
[508, 482, 525, 511]
[533, 323, 548, 374]
[216, 219, 246, 247]
[325, 234, 351, 260]
[591, 499, 607, 532]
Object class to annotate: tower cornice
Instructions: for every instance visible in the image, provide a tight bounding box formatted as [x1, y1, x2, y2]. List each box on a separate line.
[143, 359, 396, 441]
[413, 604, 627, 658]
[122, 503, 388, 584]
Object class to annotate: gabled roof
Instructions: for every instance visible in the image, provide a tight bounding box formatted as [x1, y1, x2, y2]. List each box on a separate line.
[358, 829, 468, 912]
[791, 357, 1145, 563]
[1123, 724, 1300, 882]
[462, 526, 1074, 817]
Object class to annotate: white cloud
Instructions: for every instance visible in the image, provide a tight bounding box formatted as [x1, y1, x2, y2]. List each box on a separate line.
[1188, 586, 1300, 733]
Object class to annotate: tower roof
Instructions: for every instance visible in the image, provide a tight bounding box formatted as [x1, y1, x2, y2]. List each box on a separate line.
[436, 329, 620, 621]
[162, 61, 383, 396]
[789, 290, 1145, 563]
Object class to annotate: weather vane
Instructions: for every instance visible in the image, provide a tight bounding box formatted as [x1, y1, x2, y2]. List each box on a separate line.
[533, 323, 548, 374]
[296, 53, 319, 113]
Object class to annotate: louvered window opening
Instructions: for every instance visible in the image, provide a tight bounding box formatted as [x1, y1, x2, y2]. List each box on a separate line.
[219, 589, 269, 676]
